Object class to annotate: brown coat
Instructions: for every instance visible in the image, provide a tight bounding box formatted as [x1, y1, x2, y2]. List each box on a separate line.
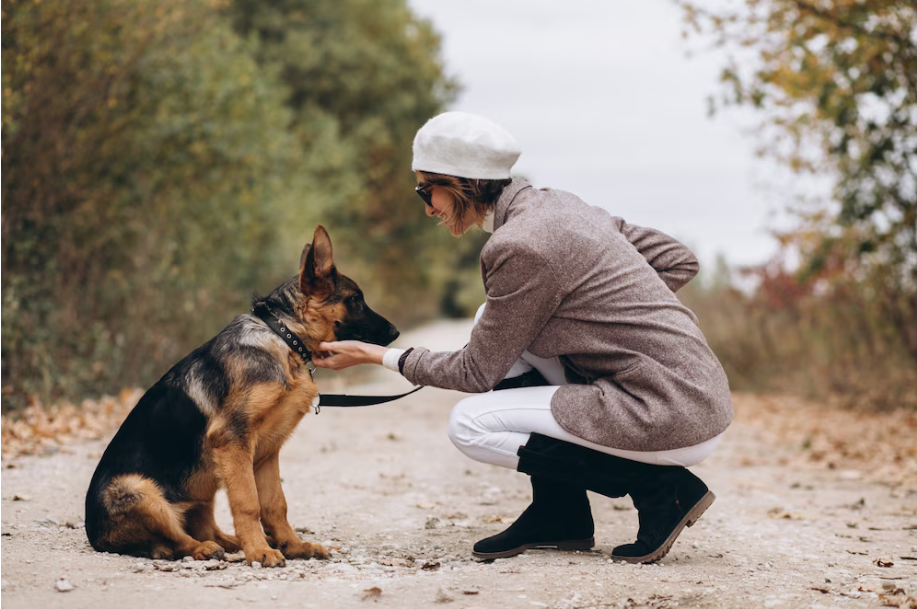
[401, 179, 733, 451]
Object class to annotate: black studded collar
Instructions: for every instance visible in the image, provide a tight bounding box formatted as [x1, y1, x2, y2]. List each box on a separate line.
[251, 302, 424, 413]
[252, 303, 313, 366]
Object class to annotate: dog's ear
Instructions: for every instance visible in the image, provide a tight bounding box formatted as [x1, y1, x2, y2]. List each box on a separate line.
[299, 243, 312, 272]
[299, 225, 337, 298]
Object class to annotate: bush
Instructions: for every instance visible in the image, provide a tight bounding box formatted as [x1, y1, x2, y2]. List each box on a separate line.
[682, 249, 917, 411]
[1, 0, 305, 409]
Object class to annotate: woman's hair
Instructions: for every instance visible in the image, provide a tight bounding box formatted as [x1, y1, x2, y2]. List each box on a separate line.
[416, 171, 512, 231]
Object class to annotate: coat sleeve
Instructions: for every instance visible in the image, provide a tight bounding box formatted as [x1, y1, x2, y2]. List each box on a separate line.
[610, 217, 699, 292]
[400, 240, 562, 393]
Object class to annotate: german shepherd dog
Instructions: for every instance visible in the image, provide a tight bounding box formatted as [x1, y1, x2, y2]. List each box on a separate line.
[85, 226, 399, 567]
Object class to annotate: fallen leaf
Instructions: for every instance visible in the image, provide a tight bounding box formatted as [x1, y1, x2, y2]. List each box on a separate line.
[361, 587, 382, 601]
[879, 590, 917, 609]
[421, 561, 440, 571]
[12, 494, 31, 501]
[874, 557, 895, 567]
[767, 507, 804, 520]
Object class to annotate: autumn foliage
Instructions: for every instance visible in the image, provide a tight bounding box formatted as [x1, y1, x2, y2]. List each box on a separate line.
[677, 0, 917, 410]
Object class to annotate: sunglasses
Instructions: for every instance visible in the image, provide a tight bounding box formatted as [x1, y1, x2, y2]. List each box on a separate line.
[415, 184, 434, 208]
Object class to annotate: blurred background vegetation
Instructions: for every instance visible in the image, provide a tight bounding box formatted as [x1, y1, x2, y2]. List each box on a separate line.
[2, 0, 914, 412]
[678, 0, 916, 410]
[2, 0, 484, 410]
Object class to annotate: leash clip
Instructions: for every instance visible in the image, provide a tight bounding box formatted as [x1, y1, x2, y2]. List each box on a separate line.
[307, 361, 320, 414]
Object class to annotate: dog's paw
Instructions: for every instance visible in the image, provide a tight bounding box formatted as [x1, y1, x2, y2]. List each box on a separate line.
[280, 540, 330, 560]
[309, 543, 331, 560]
[246, 547, 286, 568]
[193, 541, 225, 561]
[150, 545, 174, 560]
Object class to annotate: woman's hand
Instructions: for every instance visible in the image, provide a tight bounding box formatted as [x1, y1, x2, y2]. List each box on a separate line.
[313, 340, 388, 370]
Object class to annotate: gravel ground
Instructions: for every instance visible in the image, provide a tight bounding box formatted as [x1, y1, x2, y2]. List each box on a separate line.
[2, 320, 916, 609]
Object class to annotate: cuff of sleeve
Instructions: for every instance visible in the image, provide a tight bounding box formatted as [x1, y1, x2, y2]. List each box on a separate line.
[382, 348, 406, 373]
[398, 348, 413, 375]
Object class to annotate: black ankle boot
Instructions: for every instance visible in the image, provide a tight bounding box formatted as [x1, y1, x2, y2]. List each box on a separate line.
[610, 467, 715, 564]
[472, 476, 595, 560]
[515, 433, 715, 564]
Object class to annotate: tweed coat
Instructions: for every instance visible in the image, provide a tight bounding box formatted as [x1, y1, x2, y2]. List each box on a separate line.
[401, 179, 733, 452]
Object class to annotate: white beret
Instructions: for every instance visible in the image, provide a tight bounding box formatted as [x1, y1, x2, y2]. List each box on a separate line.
[412, 112, 521, 180]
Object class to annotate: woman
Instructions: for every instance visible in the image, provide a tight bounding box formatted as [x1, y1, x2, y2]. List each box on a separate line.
[313, 111, 733, 564]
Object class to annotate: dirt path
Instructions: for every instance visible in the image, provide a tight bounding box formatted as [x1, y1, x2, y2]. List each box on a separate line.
[2, 320, 916, 609]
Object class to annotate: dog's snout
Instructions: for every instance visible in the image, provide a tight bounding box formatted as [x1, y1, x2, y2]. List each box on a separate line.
[379, 323, 399, 346]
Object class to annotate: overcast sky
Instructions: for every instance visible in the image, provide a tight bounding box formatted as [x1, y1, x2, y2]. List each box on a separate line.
[407, 0, 783, 268]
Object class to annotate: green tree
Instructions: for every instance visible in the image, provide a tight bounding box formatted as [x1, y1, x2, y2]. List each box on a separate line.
[677, 0, 917, 407]
[679, 0, 916, 268]
[227, 0, 462, 319]
[1, 0, 304, 408]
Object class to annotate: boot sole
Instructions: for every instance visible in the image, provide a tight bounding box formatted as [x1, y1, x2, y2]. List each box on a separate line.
[611, 490, 716, 565]
[472, 537, 595, 560]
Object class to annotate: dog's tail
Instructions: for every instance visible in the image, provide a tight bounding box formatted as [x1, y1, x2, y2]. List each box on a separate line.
[88, 473, 190, 556]
[102, 474, 150, 515]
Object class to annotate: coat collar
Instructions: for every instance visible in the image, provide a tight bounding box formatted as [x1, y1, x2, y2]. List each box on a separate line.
[492, 178, 533, 232]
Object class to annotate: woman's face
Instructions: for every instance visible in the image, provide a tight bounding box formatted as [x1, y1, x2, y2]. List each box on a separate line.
[424, 185, 460, 236]
[418, 183, 475, 237]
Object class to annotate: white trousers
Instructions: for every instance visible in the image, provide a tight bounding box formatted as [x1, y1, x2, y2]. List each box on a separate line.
[446, 305, 723, 471]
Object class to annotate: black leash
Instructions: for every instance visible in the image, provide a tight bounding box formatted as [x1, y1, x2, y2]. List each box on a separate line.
[252, 304, 423, 413]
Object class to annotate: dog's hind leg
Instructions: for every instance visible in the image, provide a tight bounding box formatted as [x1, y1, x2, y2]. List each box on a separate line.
[102, 474, 224, 561]
[254, 452, 330, 560]
[185, 502, 241, 553]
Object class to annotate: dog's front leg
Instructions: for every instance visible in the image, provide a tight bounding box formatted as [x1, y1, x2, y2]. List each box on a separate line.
[254, 452, 330, 560]
[213, 445, 286, 567]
